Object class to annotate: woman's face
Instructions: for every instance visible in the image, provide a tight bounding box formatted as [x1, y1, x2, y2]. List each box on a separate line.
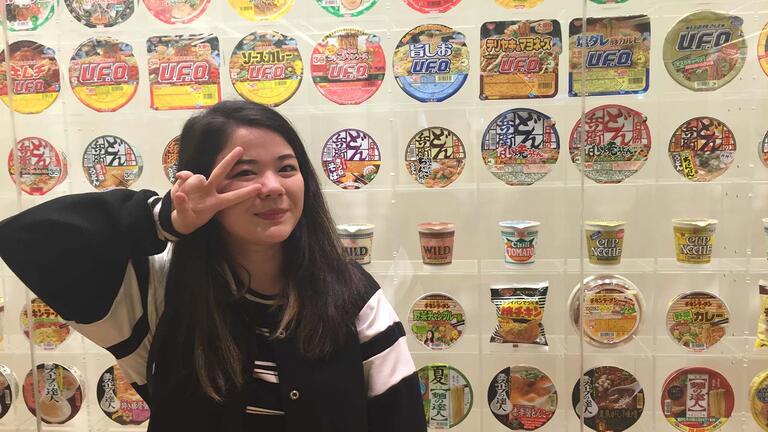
[214, 127, 305, 248]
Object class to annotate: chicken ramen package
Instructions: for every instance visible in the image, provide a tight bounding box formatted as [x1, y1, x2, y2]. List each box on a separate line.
[756, 280, 768, 349]
[490, 282, 548, 346]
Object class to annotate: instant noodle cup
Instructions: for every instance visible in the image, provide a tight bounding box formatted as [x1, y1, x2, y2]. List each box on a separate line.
[6, 0, 56, 31]
[0, 365, 19, 420]
[321, 128, 381, 189]
[499, 221, 540, 265]
[568, 274, 643, 347]
[488, 365, 557, 431]
[417, 364, 473, 429]
[494, 0, 543, 8]
[417, 222, 455, 265]
[757, 280, 768, 349]
[82, 135, 143, 191]
[750, 369, 768, 431]
[20, 298, 72, 350]
[668, 117, 736, 182]
[490, 282, 548, 346]
[65, 0, 135, 27]
[336, 224, 374, 265]
[666, 291, 729, 352]
[69, 37, 139, 112]
[403, 0, 461, 13]
[143, 0, 210, 24]
[672, 218, 717, 264]
[585, 220, 625, 265]
[315, 0, 377, 17]
[227, 0, 293, 21]
[572, 366, 644, 432]
[760, 22, 768, 78]
[7, 137, 66, 196]
[408, 293, 465, 350]
[162, 135, 180, 184]
[24, 363, 85, 424]
[0, 40, 60, 114]
[661, 367, 734, 432]
[98, 365, 150, 425]
[405, 127, 466, 188]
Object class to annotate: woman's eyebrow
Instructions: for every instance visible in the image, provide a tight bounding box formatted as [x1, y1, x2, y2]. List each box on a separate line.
[232, 154, 296, 167]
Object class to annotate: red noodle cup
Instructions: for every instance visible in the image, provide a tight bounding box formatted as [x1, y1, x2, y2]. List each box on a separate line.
[336, 224, 374, 265]
[499, 221, 540, 264]
[417, 222, 455, 265]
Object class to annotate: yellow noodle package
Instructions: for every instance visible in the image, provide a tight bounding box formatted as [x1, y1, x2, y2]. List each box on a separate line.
[757, 280, 768, 349]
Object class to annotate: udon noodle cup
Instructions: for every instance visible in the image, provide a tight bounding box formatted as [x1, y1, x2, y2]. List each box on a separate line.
[336, 224, 374, 265]
[585, 220, 625, 265]
[499, 221, 540, 265]
[417, 222, 455, 265]
[672, 218, 717, 264]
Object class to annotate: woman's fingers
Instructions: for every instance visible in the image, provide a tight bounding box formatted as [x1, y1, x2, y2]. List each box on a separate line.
[208, 147, 243, 187]
[217, 183, 262, 210]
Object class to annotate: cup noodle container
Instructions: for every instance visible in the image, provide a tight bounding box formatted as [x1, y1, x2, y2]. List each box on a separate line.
[585, 220, 625, 265]
[417, 222, 455, 265]
[499, 221, 540, 265]
[672, 219, 717, 264]
[336, 224, 374, 265]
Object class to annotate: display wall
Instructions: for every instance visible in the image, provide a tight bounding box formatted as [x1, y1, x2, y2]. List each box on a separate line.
[2, 0, 768, 431]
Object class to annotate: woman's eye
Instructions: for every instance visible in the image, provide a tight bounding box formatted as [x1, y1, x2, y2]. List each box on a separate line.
[280, 165, 298, 173]
[233, 170, 256, 178]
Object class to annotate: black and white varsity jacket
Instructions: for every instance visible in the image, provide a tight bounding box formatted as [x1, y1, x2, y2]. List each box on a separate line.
[0, 189, 428, 432]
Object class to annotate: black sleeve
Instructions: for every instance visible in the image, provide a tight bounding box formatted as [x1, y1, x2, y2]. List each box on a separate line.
[0, 189, 166, 324]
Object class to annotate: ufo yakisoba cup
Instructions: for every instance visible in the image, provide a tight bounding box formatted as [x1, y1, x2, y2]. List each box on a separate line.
[499, 221, 540, 265]
[585, 220, 625, 265]
[672, 218, 717, 264]
[417, 222, 455, 265]
[336, 224, 374, 265]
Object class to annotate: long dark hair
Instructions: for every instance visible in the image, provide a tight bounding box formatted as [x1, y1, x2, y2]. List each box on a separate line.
[156, 101, 367, 402]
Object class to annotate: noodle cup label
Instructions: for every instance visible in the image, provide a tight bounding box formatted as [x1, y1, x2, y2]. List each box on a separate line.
[494, 0, 544, 9]
[750, 370, 768, 431]
[162, 135, 180, 184]
[572, 366, 644, 432]
[97, 365, 150, 425]
[69, 37, 139, 112]
[760, 23, 768, 78]
[499, 221, 539, 265]
[585, 221, 625, 265]
[311, 28, 385, 105]
[0, 40, 60, 114]
[666, 291, 729, 352]
[480, 20, 562, 100]
[662, 367, 734, 431]
[147, 34, 221, 111]
[569, 275, 642, 347]
[315, 0, 377, 17]
[668, 117, 735, 182]
[23, 363, 84, 425]
[482, 108, 560, 186]
[417, 222, 455, 265]
[406, 127, 466, 188]
[82, 135, 143, 191]
[143, 0, 209, 24]
[417, 364, 473, 429]
[20, 298, 72, 350]
[760, 130, 768, 169]
[7, 137, 65, 196]
[336, 224, 374, 264]
[321, 129, 381, 189]
[663, 11, 746, 92]
[403, 0, 461, 14]
[6, 0, 56, 31]
[227, 0, 293, 21]
[570, 104, 651, 184]
[590, 0, 630, 3]
[408, 293, 465, 350]
[65, 0, 134, 27]
[568, 15, 651, 97]
[760, 281, 768, 349]
[230, 31, 303, 107]
[490, 283, 548, 346]
[393, 24, 469, 103]
[0, 365, 19, 420]
[672, 219, 717, 264]
[488, 366, 557, 430]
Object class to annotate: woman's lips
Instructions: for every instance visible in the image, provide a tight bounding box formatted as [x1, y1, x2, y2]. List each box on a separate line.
[255, 209, 287, 221]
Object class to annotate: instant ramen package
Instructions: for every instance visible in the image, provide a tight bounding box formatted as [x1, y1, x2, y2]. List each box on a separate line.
[490, 282, 548, 346]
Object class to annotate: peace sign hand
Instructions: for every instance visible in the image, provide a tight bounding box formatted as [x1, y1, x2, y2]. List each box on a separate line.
[170, 147, 261, 235]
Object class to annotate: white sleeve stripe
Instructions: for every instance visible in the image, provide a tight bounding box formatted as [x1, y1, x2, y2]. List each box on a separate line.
[363, 337, 415, 398]
[67, 262, 143, 347]
[356, 290, 399, 344]
[150, 196, 179, 242]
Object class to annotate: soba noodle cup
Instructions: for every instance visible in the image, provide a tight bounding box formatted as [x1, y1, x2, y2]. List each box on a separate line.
[672, 218, 717, 264]
[417, 222, 455, 265]
[585, 220, 625, 265]
[499, 221, 540, 265]
[336, 224, 374, 265]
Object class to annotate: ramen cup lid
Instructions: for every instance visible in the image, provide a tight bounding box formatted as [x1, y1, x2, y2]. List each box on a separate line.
[499, 220, 540, 230]
[584, 220, 625, 231]
[672, 218, 718, 228]
[417, 222, 455, 233]
[336, 223, 375, 235]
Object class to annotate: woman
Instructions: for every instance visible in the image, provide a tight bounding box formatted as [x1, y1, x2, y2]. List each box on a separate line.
[0, 101, 427, 432]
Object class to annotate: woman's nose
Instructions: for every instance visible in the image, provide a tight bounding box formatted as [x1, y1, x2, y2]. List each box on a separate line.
[258, 171, 285, 198]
